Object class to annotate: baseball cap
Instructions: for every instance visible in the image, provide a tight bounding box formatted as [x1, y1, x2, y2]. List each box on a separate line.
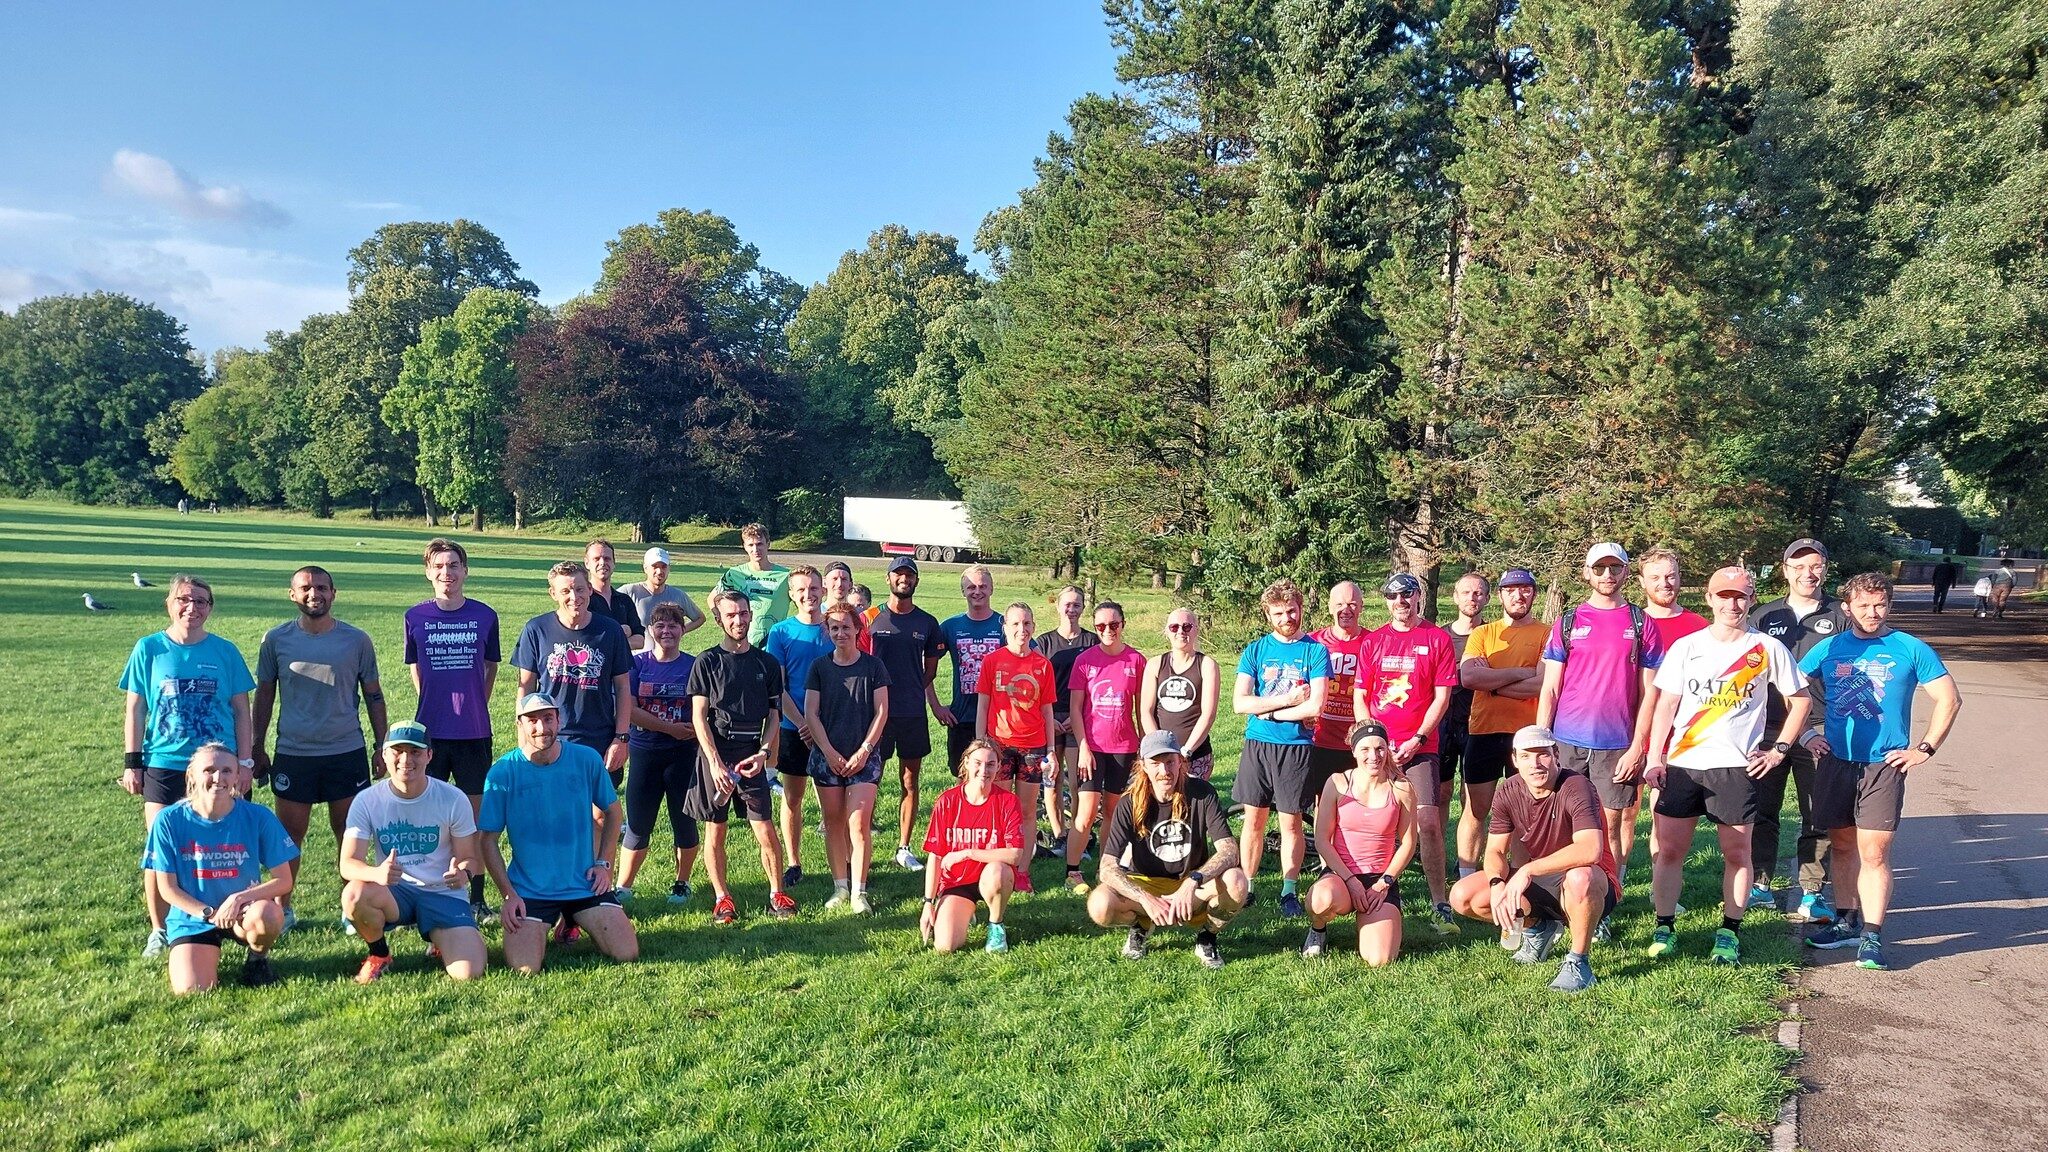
[1706, 566, 1755, 597]
[1585, 542, 1629, 567]
[515, 691, 560, 717]
[1511, 724, 1558, 751]
[385, 721, 430, 749]
[1499, 568, 1537, 589]
[1137, 730, 1184, 761]
[1381, 572, 1422, 597]
[1783, 538, 1828, 561]
[643, 547, 670, 565]
[887, 555, 918, 574]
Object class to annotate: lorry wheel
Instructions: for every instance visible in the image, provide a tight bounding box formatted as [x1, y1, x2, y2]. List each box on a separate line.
[914, 544, 932, 561]
[940, 546, 958, 564]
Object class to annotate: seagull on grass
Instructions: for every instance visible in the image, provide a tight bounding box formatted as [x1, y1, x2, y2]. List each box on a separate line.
[132, 573, 153, 587]
[82, 593, 115, 611]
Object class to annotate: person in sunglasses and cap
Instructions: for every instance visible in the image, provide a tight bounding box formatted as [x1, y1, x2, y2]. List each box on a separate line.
[1354, 571, 1460, 934]
[1447, 724, 1618, 993]
[1088, 729, 1247, 969]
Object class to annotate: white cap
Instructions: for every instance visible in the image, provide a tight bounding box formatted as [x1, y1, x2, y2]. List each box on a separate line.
[643, 547, 670, 565]
[1584, 542, 1628, 567]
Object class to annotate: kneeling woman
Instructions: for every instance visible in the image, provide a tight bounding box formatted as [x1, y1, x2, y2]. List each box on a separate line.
[1087, 730, 1248, 969]
[141, 743, 299, 993]
[1303, 721, 1418, 966]
[920, 740, 1031, 952]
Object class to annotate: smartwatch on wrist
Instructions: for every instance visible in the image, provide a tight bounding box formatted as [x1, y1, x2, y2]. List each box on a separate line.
[1188, 870, 1207, 887]
[1772, 741, 1792, 754]
[1916, 741, 1937, 756]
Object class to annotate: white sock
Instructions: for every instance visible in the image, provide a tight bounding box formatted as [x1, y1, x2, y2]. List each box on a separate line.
[834, 879, 850, 896]
[1458, 865, 1477, 878]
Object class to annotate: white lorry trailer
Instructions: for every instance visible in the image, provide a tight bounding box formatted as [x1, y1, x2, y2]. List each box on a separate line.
[841, 497, 982, 564]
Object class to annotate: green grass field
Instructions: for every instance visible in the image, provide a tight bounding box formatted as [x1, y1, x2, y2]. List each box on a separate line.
[0, 499, 1793, 1151]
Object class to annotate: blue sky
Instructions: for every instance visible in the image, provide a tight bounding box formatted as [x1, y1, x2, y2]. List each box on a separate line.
[0, 3, 1119, 352]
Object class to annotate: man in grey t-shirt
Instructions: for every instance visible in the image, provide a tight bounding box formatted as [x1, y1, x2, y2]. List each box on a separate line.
[254, 565, 387, 921]
[623, 547, 705, 651]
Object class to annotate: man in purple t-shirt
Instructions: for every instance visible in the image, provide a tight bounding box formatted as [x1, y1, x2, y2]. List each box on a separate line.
[1537, 542, 1666, 921]
[404, 538, 501, 914]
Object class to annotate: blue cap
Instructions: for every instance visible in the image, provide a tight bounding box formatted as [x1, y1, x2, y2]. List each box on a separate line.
[1382, 572, 1422, 597]
[1500, 568, 1537, 588]
[385, 721, 430, 749]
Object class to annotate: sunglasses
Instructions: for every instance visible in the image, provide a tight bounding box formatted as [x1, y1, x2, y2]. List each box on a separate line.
[1096, 620, 1125, 631]
[1384, 591, 1417, 601]
[1166, 622, 1197, 633]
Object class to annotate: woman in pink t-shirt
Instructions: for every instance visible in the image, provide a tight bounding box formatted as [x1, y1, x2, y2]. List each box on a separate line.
[919, 740, 1030, 953]
[1305, 721, 1417, 966]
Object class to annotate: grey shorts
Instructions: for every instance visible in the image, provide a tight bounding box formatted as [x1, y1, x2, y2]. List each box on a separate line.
[1557, 742, 1637, 810]
[1814, 754, 1907, 832]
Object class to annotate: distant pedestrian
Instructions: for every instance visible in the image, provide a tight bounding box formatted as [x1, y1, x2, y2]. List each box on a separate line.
[1929, 556, 1958, 614]
[177, 497, 188, 516]
[1986, 558, 2017, 619]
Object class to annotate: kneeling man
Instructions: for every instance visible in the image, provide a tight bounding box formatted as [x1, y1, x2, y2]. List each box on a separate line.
[341, 721, 488, 982]
[1088, 730, 1249, 969]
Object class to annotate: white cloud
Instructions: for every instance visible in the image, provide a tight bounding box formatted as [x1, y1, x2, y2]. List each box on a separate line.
[106, 149, 289, 227]
[0, 206, 78, 229]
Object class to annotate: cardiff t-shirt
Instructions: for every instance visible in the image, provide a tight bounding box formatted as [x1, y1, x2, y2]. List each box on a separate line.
[403, 598, 500, 741]
[1654, 628, 1804, 769]
[869, 606, 944, 718]
[1071, 645, 1147, 755]
[478, 742, 617, 902]
[343, 777, 478, 889]
[257, 620, 381, 756]
[923, 785, 1026, 891]
[1465, 618, 1547, 736]
[1309, 627, 1370, 750]
[686, 646, 785, 744]
[628, 650, 696, 751]
[765, 618, 832, 733]
[1236, 634, 1330, 747]
[1488, 768, 1619, 891]
[1799, 630, 1950, 763]
[717, 563, 791, 645]
[510, 613, 634, 747]
[1358, 622, 1460, 751]
[141, 799, 300, 941]
[805, 652, 892, 757]
[976, 646, 1055, 748]
[1103, 777, 1233, 879]
[119, 632, 256, 769]
[938, 613, 1005, 719]
[1542, 604, 1668, 750]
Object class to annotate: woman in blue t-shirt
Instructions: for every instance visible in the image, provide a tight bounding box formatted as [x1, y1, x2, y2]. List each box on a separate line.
[617, 603, 699, 905]
[140, 743, 299, 994]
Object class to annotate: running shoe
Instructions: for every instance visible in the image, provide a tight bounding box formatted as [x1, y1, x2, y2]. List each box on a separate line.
[1034, 836, 1060, 860]
[1278, 892, 1305, 920]
[1805, 920, 1862, 950]
[1194, 930, 1225, 970]
[825, 890, 848, 910]
[782, 865, 804, 889]
[668, 882, 692, 905]
[1710, 928, 1741, 966]
[613, 886, 633, 905]
[1429, 902, 1459, 936]
[1300, 927, 1328, 959]
[1549, 952, 1597, 994]
[1514, 919, 1562, 965]
[470, 899, 497, 923]
[353, 953, 394, 985]
[1792, 891, 1836, 925]
[1749, 880, 1776, 910]
[239, 954, 280, 988]
[1855, 934, 1887, 970]
[142, 927, 167, 959]
[1066, 873, 1090, 896]
[1647, 925, 1678, 959]
[712, 895, 738, 924]
[551, 918, 581, 944]
[985, 923, 1010, 953]
[894, 846, 925, 872]
[281, 907, 298, 935]
[1121, 926, 1150, 960]
[770, 777, 785, 798]
[1593, 915, 1613, 944]
[769, 891, 799, 919]
[851, 891, 873, 916]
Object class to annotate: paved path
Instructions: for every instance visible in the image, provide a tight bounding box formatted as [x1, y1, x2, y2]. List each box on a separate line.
[1798, 595, 2048, 1151]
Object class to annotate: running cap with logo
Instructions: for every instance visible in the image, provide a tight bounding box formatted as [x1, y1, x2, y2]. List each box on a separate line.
[385, 721, 430, 749]
[1381, 572, 1422, 597]
[1782, 538, 1828, 561]
[1512, 724, 1559, 750]
[643, 547, 670, 565]
[1499, 568, 1537, 589]
[887, 555, 918, 574]
[515, 691, 560, 717]
[1349, 720, 1391, 749]
[1706, 566, 1755, 597]
[1584, 542, 1629, 567]
[1138, 730, 1184, 761]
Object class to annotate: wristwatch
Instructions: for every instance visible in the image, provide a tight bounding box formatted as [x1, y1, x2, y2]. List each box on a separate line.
[237, 758, 255, 770]
[594, 860, 613, 870]
[1772, 741, 1792, 754]
[1188, 870, 1207, 887]
[612, 733, 630, 744]
[1916, 741, 1937, 756]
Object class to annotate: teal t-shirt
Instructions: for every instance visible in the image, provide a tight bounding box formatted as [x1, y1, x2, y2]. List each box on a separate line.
[118, 632, 256, 769]
[1799, 629, 1949, 763]
[478, 743, 618, 901]
[141, 799, 300, 941]
[718, 564, 791, 646]
[1236, 634, 1331, 746]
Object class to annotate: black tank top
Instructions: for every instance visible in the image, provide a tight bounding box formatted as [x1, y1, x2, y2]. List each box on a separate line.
[1150, 652, 1212, 758]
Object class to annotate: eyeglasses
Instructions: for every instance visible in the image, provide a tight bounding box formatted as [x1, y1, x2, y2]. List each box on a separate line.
[1166, 622, 1196, 633]
[173, 596, 213, 607]
[1096, 620, 1125, 631]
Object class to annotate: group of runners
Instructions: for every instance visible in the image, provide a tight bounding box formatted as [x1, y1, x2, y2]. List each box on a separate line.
[121, 527, 1961, 994]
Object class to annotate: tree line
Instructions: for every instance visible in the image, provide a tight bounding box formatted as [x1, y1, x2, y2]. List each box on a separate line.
[1, 0, 2040, 605]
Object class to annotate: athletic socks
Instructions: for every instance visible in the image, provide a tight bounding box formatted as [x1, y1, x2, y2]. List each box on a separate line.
[1458, 865, 1477, 879]
[1721, 915, 1743, 933]
[1280, 877, 1298, 898]
[1656, 914, 1677, 929]
[366, 936, 391, 958]
[470, 874, 486, 903]
[834, 879, 851, 897]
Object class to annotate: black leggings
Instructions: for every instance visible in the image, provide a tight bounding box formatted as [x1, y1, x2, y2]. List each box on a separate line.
[623, 743, 700, 851]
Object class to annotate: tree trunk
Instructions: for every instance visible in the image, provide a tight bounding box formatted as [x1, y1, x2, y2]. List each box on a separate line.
[1151, 566, 1166, 590]
[512, 491, 526, 531]
[472, 506, 485, 532]
[419, 486, 439, 528]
